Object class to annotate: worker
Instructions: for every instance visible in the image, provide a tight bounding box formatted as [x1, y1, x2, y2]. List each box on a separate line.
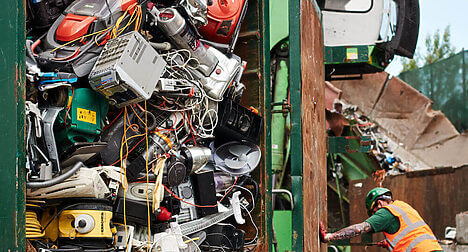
[319, 187, 443, 251]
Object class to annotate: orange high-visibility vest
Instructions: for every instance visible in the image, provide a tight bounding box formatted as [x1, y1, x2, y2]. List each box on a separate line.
[383, 200, 442, 252]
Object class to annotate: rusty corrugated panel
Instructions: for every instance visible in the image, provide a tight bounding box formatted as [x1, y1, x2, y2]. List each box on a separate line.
[349, 166, 468, 252]
[412, 133, 468, 168]
[348, 178, 382, 252]
[371, 76, 459, 149]
[235, 0, 271, 249]
[331, 72, 389, 115]
[325, 81, 342, 110]
[330, 73, 468, 169]
[300, 0, 327, 251]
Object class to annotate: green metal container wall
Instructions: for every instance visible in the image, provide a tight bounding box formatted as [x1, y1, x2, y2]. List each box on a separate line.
[288, 0, 305, 249]
[0, 0, 26, 250]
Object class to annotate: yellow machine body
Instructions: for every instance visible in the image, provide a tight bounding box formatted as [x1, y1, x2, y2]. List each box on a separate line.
[41, 207, 60, 241]
[58, 209, 113, 239]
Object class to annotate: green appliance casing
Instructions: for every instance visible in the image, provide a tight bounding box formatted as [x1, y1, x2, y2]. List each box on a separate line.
[55, 88, 108, 154]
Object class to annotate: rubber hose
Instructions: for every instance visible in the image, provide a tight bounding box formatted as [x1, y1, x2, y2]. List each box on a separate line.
[26, 162, 84, 188]
[150, 42, 172, 50]
[136, 110, 157, 131]
[26, 40, 38, 63]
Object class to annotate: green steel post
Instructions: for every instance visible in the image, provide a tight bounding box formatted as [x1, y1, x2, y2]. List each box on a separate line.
[263, 0, 273, 250]
[289, 0, 303, 250]
[330, 154, 346, 226]
[336, 154, 369, 179]
[0, 0, 26, 250]
[271, 59, 289, 174]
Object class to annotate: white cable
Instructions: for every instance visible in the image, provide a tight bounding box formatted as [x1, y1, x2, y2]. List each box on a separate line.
[200, 99, 218, 137]
[196, 107, 218, 138]
[224, 185, 255, 213]
[150, 83, 205, 112]
[155, 48, 225, 139]
[241, 205, 258, 245]
[161, 49, 200, 81]
[183, 94, 217, 139]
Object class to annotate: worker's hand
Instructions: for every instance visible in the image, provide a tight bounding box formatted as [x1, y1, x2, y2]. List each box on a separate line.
[376, 240, 390, 248]
[319, 222, 328, 243]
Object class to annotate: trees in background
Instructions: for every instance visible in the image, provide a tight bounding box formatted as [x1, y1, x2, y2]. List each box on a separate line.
[401, 25, 456, 73]
[398, 25, 467, 132]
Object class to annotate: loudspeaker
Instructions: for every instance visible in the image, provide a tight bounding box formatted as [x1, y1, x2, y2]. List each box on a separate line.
[215, 98, 263, 144]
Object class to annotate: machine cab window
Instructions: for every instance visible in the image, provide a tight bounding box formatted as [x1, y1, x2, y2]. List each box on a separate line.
[320, 0, 419, 80]
[321, 0, 373, 12]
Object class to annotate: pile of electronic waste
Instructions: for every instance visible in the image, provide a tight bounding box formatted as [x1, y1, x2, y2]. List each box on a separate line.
[25, 0, 262, 251]
[334, 101, 411, 173]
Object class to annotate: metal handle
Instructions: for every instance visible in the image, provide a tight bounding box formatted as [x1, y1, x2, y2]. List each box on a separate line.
[272, 189, 294, 210]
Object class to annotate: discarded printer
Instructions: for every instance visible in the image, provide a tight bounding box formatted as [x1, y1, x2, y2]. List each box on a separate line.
[24, 0, 261, 251]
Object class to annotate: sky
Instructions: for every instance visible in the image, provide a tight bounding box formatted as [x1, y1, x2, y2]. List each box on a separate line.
[385, 0, 468, 76]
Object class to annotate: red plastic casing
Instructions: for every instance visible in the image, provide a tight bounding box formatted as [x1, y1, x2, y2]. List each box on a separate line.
[156, 207, 172, 222]
[56, 0, 137, 42]
[56, 13, 96, 42]
[199, 0, 247, 44]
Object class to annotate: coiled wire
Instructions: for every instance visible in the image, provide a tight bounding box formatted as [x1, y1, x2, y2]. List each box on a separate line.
[26, 204, 45, 239]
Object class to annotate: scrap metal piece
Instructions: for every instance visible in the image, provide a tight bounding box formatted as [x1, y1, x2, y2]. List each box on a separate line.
[42, 107, 63, 173]
[26, 101, 42, 138]
[27, 168, 110, 199]
[180, 0, 208, 25]
[88, 31, 166, 108]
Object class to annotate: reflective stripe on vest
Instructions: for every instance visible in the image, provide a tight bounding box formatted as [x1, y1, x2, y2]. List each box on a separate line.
[385, 204, 428, 248]
[406, 234, 437, 252]
[382, 201, 441, 251]
[388, 204, 412, 224]
[391, 220, 425, 247]
[389, 205, 426, 247]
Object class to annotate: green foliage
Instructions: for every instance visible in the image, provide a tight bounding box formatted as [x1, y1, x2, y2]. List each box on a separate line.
[400, 25, 456, 73]
[424, 25, 456, 65]
[399, 50, 467, 132]
[401, 58, 418, 72]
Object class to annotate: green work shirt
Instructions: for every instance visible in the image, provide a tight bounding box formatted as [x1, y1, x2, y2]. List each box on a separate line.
[365, 208, 443, 252]
[365, 208, 400, 234]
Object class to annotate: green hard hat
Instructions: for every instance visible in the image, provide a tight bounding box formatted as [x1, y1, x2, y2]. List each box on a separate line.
[365, 187, 392, 216]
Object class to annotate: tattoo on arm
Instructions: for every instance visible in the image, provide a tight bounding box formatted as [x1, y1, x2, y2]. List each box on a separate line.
[327, 222, 373, 241]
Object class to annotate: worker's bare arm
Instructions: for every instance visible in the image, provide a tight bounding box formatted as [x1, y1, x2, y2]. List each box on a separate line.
[325, 222, 373, 242]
